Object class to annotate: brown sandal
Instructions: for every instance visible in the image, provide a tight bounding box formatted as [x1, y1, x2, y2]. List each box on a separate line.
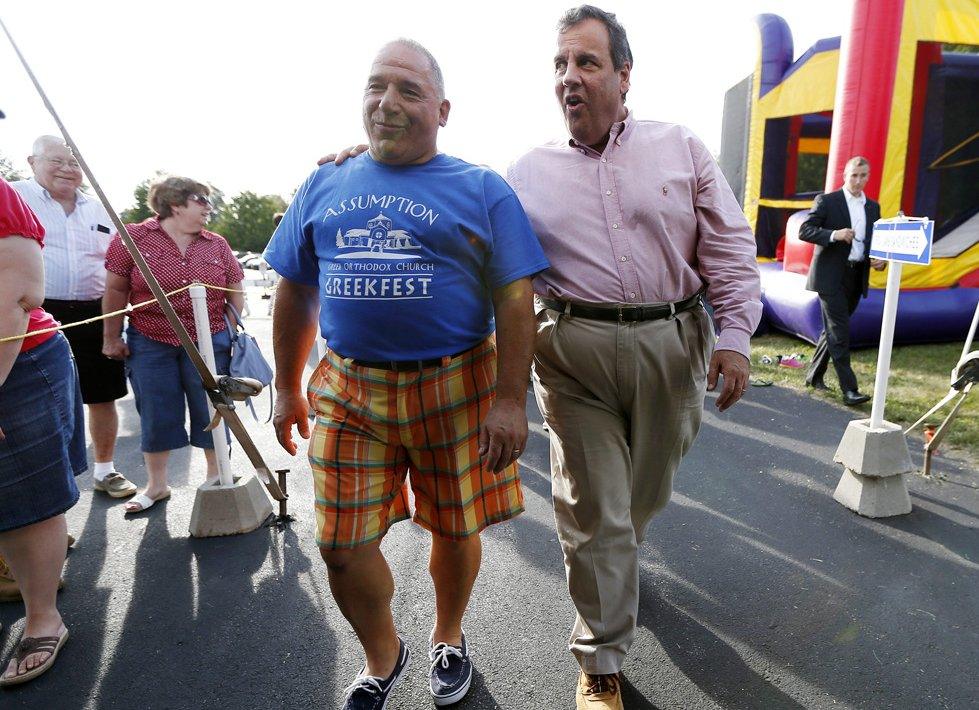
[0, 628, 69, 687]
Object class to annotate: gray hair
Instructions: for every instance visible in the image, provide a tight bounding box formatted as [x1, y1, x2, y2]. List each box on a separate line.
[558, 5, 633, 71]
[31, 134, 67, 156]
[382, 38, 445, 99]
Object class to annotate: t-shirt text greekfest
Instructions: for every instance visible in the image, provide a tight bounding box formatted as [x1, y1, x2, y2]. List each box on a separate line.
[321, 193, 439, 300]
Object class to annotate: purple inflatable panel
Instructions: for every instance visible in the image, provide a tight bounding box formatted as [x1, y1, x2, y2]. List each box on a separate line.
[758, 262, 979, 346]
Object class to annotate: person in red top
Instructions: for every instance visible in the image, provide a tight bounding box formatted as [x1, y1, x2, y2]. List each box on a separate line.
[102, 176, 245, 514]
[0, 178, 86, 686]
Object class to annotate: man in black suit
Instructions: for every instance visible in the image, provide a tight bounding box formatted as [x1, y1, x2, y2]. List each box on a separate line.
[799, 156, 886, 406]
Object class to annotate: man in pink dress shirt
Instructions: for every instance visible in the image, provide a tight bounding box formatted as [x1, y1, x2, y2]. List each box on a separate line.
[506, 6, 762, 708]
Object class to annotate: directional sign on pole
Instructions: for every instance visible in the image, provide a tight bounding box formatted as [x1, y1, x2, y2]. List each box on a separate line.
[870, 216, 934, 266]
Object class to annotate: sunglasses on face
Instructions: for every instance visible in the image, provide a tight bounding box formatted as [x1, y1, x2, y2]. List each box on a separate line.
[187, 193, 213, 208]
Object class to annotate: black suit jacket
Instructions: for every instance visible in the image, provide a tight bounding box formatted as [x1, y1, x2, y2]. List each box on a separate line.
[799, 189, 881, 297]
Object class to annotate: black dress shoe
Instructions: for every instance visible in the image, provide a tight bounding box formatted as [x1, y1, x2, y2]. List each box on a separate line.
[842, 390, 871, 406]
[806, 379, 830, 391]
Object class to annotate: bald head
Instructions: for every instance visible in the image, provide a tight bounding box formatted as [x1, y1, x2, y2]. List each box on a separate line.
[378, 38, 445, 100]
[363, 39, 450, 166]
[32, 135, 67, 157]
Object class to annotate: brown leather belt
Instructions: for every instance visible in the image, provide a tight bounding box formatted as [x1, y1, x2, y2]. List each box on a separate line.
[540, 291, 703, 323]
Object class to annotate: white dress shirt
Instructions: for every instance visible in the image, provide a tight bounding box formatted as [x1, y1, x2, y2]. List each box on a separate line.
[843, 188, 867, 263]
[11, 178, 115, 300]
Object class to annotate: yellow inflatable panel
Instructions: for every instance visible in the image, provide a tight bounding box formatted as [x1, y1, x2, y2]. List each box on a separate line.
[757, 50, 839, 119]
[869, 242, 979, 289]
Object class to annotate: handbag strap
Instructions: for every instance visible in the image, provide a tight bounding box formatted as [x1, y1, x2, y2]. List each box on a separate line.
[225, 301, 246, 333]
[222, 313, 240, 344]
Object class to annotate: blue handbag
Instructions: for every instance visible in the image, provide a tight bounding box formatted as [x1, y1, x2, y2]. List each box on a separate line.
[223, 303, 273, 420]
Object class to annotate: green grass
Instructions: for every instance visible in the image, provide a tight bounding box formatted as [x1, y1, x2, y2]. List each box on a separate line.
[750, 333, 978, 461]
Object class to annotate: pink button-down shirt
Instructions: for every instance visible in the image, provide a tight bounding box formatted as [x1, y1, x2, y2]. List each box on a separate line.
[507, 113, 761, 357]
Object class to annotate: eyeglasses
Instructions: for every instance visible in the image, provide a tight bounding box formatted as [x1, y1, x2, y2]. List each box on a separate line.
[38, 156, 82, 171]
[187, 193, 213, 208]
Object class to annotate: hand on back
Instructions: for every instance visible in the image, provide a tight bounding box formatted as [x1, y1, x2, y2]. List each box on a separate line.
[317, 145, 370, 167]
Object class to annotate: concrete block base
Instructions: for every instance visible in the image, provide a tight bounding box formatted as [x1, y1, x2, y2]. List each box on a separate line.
[833, 468, 912, 518]
[834, 419, 913, 477]
[189, 474, 273, 538]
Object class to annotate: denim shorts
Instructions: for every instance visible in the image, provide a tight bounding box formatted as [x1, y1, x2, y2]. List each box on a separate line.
[126, 326, 232, 453]
[0, 334, 87, 533]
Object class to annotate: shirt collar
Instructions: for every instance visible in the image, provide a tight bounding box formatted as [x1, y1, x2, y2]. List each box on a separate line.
[28, 177, 89, 204]
[843, 188, 866, 205]
[567, 109, 635, 153]
[144, 216, 214, 240]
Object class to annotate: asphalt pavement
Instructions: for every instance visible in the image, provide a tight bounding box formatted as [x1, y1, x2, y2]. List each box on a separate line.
[2, 293, 976, 709]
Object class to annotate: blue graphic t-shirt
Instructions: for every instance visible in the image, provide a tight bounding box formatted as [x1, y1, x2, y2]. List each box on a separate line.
[264, 153, 549, 361]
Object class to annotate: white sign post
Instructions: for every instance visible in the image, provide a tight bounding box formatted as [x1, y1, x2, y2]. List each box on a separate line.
[189, 285, 235, 486]
[867, 217, 934, 429]
[831, 216, 933, 518]
[188, 284, 274, 537]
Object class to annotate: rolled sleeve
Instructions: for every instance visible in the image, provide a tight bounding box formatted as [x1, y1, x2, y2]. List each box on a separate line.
[692, 140, 762, 358]
[104, 234, 134, 278]
[222, 241, 244, 282]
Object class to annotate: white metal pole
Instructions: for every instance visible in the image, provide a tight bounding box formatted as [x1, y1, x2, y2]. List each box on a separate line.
[960, 300, 979, 362]
[869, 263, 904, 429]
[189, 285, 234, 486]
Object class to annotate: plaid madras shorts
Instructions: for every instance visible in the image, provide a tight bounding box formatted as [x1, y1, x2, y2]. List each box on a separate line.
[307, 338, 524, 550]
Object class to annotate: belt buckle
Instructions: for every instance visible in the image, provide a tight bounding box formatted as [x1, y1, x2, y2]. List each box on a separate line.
[617, 305, 625, 323]
[667, 301, 677, 320]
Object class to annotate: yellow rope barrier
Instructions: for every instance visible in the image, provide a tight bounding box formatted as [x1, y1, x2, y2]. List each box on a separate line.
[0, 283, 245, 344]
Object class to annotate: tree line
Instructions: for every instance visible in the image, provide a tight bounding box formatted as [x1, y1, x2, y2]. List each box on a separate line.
[120, 172, 288, 253]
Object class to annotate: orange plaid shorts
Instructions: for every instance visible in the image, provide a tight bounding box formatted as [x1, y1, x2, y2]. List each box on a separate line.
[306, 339, 524, 550]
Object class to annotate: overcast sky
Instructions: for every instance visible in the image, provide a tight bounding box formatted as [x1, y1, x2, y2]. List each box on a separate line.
[1, 0, 852, 209]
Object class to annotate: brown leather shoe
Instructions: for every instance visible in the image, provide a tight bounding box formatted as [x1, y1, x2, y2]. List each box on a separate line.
[576, 671, 624, 710]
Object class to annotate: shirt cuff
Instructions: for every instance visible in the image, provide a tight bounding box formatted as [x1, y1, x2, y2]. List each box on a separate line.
[715, 328, 751, 360]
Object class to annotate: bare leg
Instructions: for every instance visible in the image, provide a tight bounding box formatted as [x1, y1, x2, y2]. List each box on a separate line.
[321, 542, 401, 678]
[87, 402, 118, 464]
[125, 450, 170, 511]
[0, 515, 68, 680]
[203, 449, 218, 482]
[430, 534, 481, 646]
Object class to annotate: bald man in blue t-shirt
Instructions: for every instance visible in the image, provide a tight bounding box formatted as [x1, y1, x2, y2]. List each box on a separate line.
[264, 38, 548, 710]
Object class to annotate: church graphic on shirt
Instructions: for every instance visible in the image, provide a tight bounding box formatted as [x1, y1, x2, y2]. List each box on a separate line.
[335, 213, 422, 259]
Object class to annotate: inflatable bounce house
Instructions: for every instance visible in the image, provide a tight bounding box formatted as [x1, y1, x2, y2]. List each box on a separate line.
[719, 0, 979, 345]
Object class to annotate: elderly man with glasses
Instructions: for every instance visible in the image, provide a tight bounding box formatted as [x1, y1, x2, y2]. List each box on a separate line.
[11, 136, 137, 501]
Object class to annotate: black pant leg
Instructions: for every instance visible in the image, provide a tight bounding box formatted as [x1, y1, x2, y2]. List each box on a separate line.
[807, 329, 830, 384]
[818, 288, 859, 392]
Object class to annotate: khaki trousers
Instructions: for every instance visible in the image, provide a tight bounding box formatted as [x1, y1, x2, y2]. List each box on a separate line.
[532, 304, 713, 674]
